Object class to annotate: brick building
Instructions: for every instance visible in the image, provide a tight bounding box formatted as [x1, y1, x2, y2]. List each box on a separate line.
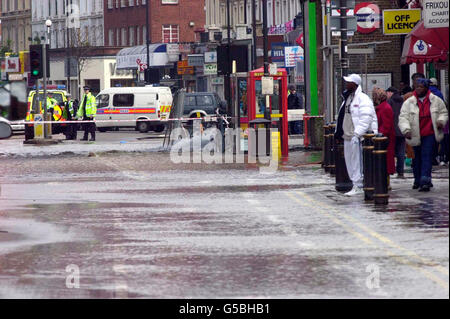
[337, 0, 408, 93]
[103, 0, 206, 47]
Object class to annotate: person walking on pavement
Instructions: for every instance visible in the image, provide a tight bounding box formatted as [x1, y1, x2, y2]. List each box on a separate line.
[387, 86, 407, 178]
[77, 86, 97, 141]
[335, 74, 378, 196]
[287, 85, 304, 134]
[373, 87, 396, 189]
[399, 78, 448, 192]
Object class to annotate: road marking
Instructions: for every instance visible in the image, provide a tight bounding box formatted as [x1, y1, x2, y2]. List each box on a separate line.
[298, 191, 449, 277]
[286, 191, 449, 290]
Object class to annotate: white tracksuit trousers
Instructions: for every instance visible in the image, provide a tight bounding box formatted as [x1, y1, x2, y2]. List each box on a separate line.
[344, 139, 363, 188]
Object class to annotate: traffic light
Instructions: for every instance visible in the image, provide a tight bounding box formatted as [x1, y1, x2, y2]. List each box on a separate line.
[29, 44, 50, 79]
[29, 45, 43, 79]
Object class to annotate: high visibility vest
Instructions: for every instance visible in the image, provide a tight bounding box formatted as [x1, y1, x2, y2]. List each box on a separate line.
[47, 97, 58, 110]
[68, 101, 75, 117]
[77, 93, 97, 118]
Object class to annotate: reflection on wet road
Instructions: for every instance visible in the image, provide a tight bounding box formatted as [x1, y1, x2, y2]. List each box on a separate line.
[0, 153, 448, 298]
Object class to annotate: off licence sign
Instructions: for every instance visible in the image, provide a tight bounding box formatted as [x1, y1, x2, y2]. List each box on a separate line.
[383, 9, 421, 35]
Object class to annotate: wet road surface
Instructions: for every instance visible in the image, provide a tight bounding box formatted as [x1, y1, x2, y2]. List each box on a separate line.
[0, 152, 448, 298]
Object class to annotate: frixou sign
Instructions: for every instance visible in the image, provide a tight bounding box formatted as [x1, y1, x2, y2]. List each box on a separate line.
[423, 0, 449, 28]
[383, 9, 421, 35]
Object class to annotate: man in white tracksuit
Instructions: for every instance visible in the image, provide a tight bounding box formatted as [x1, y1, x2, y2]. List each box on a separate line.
[335, 74, 378, 196]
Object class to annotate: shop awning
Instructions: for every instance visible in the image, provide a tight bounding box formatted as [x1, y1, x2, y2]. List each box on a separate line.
[116, 44, 169, 70]
[401, 21, 449, 65]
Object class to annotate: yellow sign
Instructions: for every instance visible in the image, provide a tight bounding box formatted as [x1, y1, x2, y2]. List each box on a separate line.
[271, 131, 281, 161]
[383, 9, 421, 35]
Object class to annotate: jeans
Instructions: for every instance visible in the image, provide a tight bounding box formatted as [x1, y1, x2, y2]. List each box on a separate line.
[412, 135, 435, 187]
[395, 136, 406, 175]
[439, 134, 449, 163]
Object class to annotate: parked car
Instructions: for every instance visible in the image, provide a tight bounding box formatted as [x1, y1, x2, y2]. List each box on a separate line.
[174, 92, 227, 118]
[171, 91, 227, 132]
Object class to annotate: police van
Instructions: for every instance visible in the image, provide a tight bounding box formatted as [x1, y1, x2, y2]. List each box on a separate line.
[95, 86, 173, 133]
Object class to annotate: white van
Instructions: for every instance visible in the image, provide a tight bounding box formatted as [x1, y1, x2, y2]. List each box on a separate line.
[95, 86, 173, 133]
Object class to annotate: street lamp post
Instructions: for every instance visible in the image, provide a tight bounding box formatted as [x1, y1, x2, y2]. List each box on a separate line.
[262, 0, 268, 75]
[43, 19, 52, 138]
[146, 0, 150, 84]
[225, 0, 232, 116]
[66, 4, 71, 95]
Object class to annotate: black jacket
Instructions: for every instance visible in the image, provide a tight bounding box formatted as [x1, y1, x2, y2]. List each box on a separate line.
[288, 93, 303, 110]
[334, 90, 351, 141]
[388, 93, 404, 137]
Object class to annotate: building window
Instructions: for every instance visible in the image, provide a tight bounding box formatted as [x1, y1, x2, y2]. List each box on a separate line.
[129, 27, 135, 46]
[108, 0, 113, 9]
[162, 24, 179, 43]
[136, 26, 141, 44]
[121, 28, 127, 46]
[161, 0, 178, 4]
[108, 29, 114, 45]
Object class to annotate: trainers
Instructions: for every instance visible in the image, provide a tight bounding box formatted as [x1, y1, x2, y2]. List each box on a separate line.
[397, 173, 405, 179]
[412, 184, 419, 190]
[439, 161, 447, 167]
[344, 186, 363, 196]
[419, 184, 431, 192]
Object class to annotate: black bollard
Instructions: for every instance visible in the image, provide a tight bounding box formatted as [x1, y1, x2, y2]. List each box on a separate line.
[363, 132, 375, 201]
[323, 124, 330, 173]
[329, 123, 336, 176]
[373, 134, 390, 205]
[334, 138, 353, 192]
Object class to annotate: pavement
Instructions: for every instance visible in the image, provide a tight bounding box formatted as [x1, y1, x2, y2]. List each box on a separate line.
[0, 131, 448, 298]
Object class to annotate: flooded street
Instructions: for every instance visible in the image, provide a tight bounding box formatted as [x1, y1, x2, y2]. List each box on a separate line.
[0, 152, 448, 298]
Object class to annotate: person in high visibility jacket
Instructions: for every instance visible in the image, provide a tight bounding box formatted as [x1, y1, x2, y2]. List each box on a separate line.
[64, 94, 78, 140]
[46, 93, 58, 111]
[77, 86, 97, 141]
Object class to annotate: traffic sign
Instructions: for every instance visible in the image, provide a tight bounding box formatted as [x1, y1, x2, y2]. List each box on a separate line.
[355, 2, 381, 34]
[330, 15, 357, 31]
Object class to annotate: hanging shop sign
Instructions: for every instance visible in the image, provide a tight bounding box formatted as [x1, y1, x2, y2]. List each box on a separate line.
[383, 9, 422, 35]
[423, 0, 449, 29]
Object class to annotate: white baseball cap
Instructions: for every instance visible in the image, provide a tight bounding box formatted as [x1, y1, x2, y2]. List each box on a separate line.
[429, 77, 438, 86]
[343, 74, 362, 86]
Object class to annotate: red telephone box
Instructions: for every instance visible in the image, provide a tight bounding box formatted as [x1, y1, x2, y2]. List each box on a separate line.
[247, 67, 289, 156]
